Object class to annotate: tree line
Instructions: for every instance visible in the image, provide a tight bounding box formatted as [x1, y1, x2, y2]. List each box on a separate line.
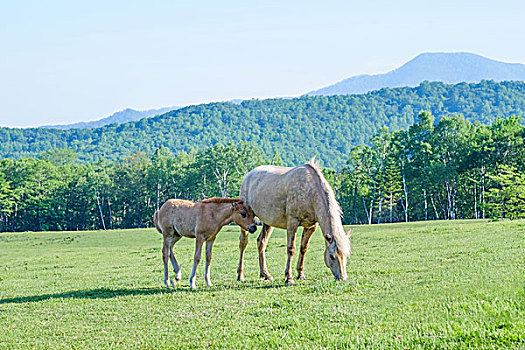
[0, 143, 275, 232]
[1, 80, 525, 168]
[333, 113, 525, 224]
[1, 111, 523, 232]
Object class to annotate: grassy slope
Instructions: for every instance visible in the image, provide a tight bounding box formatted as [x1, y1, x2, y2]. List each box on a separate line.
[0, 220, 523, 349]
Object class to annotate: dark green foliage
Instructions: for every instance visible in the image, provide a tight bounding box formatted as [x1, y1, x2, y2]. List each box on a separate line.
[0, 143, 266, 232]
[2, 110, 523, 232]
[485, 165, 525, 219]
[333, 113, 525, 224]
[2, 80, 525, 231]
[1, 80, 525, 168]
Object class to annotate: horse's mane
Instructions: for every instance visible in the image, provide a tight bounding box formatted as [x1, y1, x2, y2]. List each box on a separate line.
[305, 157, 351, 257]
[200, 197, 244, 204]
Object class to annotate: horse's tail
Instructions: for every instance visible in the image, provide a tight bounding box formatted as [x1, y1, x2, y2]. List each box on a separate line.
[153, 210, 162, 234]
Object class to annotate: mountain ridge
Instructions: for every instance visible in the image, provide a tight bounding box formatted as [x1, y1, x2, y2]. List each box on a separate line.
[40, 106, 179, 130]
[308, 52, 525, 96]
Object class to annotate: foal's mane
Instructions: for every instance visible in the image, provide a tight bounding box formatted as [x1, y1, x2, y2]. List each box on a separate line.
[200, 197, 244, 204]
[304, 158, 351, 257]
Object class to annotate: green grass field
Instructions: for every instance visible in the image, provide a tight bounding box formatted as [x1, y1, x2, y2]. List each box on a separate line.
[0, 220, 523, 349]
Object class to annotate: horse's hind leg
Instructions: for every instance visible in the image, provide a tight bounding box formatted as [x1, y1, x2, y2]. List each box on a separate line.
[296, 223, 318, 280]
[169, 234, 182, 285]
[258, 224, 274, 281]
[237, 229, 249, 282]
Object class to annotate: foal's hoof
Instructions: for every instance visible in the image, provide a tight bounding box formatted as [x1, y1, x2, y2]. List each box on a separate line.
[237, 274, 245, 282]
[170, 280, 176, 288]
[285, 279, 295, 286]
[164, 280, 171, 289]
[175, 271, 182, 282]
[297, 273, 306, 280]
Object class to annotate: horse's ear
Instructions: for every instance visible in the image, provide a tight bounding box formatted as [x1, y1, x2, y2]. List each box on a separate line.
[346, 228, 353, 237]
[324, 233, 333, 244]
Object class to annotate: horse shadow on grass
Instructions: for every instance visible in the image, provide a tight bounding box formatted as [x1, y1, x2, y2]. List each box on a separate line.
[0, 283, 285, 304]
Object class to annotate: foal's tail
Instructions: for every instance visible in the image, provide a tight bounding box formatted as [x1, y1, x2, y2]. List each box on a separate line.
[153, 210, 162, 234]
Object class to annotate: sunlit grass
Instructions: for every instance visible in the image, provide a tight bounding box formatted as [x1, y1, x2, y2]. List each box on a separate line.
[0, 220, 523, 349]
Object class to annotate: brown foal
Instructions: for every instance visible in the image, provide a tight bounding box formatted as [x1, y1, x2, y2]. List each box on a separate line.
[154, 197, 256, 289]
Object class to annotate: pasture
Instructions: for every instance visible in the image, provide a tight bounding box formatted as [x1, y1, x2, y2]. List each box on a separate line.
[0, 220, 523, 349]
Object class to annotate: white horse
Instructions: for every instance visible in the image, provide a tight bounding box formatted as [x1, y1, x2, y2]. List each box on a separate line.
[237, 158, 352, 284]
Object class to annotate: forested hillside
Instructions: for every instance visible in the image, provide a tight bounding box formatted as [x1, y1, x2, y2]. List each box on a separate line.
[1, 113, 523, 232]
[1, 80, 525, 168]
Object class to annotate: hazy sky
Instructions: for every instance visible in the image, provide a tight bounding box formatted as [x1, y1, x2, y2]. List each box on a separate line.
[1, 0, 524, 127]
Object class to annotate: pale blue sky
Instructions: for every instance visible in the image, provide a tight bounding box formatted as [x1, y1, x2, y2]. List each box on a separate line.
[1, 0, 524, 127]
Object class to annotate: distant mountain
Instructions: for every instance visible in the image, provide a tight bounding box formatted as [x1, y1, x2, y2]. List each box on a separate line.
[3, 81, 525, 168]
[308, 52, 525, 96]
[40, 107, 179, 130]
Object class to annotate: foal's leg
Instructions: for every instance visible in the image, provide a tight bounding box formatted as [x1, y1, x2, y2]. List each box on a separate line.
[169, 235, 182, 286]
[296, 223, 318, 280]
[284, 218, 299, 285]
[162, 235, 174, 289]
[189, 235, 205, 289]
[204, 239, 215, 287]
[237, 229, 249, 282]
[257, 224, 274, 281]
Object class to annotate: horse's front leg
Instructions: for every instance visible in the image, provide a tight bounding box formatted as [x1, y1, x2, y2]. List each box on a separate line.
[189, 235, 205, 289]
[237, 229, 249, 282]
[162, 236, 173, 289]
[258, 224, 274, 280]
[204, 239, 215, 286]
[284, 218, 299, 285]
[296, 223, 318, 280]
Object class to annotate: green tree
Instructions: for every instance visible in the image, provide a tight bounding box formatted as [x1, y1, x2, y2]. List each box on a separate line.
[0, 169, 15, 231]
[146, 147, 176, 211]
[381, 157, 402, 223]
[113, 152, 150, 228]
[191, 142, 264, 198]
[485, 165, 525, 219]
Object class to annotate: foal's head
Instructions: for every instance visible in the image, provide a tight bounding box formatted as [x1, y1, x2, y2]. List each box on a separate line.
[323, 228, 353, 281]
[231, 200, 257, 234]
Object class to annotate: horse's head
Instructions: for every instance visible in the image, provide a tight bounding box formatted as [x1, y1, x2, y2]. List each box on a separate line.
[323, 228, 353, 280]
[231, 200, 257, 234]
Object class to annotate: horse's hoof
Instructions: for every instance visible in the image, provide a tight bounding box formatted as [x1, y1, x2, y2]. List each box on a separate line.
[285, 279, 295, 286]
[237, 275, 245, 282]
[260, 273, 274, 281]
[297, 274, 305, 280]
[175, 271, 182, 282]
[170, 280, 176, 288]
[164, 281, 171, 289]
